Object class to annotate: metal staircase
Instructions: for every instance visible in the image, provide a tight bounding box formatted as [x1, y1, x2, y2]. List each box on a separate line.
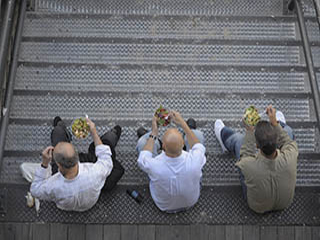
[0, 0, 320, 225]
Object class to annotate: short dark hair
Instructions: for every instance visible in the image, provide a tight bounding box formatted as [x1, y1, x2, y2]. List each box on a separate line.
[53, 150, 79, 169]
[255, 121, 278, 156]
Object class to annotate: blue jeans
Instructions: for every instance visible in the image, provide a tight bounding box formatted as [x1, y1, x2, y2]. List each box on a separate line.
[184, 129, 206, 151]
[221, 121, 294, 200]
[136, 131, 162, 157]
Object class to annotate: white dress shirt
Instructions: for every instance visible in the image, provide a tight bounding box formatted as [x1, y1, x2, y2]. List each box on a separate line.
[138, 143, 206, 211]
[30, 144, 113, 212]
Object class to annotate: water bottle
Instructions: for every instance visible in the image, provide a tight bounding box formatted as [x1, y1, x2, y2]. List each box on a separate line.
[126, 189, 143, 204]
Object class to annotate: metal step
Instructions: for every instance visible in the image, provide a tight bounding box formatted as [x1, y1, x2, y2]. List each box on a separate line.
[23, 13, 298, 41]
[306, 18, 320, 42]
[2, 154, 320, 186]
[15, 64, 309, 93]
[312, 46, 320, 67]
[4, 123, 319, 153]
[35, 0, 284, 16]
[302, 0, 317, 16]
[19, 41, 304, 66]
[1, 184, 320, 225]
[9, 91, 314, 122]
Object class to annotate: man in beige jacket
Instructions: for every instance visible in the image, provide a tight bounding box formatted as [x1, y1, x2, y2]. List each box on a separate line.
[215, 105, 298, 213]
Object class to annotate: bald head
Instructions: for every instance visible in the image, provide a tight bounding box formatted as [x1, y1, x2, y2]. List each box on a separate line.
[162, 128, 184, 157]
[53, 142, 78, 169]
[54, 142, 75, 157]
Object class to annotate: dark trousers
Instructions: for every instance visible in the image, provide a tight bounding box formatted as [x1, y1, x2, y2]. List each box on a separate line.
[51, 123, 124, 192]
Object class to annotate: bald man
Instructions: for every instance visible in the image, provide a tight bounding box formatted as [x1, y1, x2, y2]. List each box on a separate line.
[137, 111, 206, 212]
[20, 117, 124, 211]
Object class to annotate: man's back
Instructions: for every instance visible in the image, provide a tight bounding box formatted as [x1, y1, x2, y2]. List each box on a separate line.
[31, 145, 113, 211]
[138, 143, 206, 211]
[236, 125, 298, 213]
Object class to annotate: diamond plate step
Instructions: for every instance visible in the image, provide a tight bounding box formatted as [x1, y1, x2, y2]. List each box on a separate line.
[24, 13, 298, 41]
[302, 0, 317, 16]
[9, 92, 313, 122]
[306, 19, 320, 42]
[2, 184, 320, 225]
[4, 123, 319, 153]
[19, 41, 304, 66]
[35, 0, 284, 16]
[15, 65, 308, 93]
[2, 154, 320, 187]
[312, 46, 320, 67]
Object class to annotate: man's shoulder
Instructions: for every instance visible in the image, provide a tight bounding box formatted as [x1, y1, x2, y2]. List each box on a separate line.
[275, 150, 298, 168]
[236, 156, 257, 168]
[191, 143, 205, 150]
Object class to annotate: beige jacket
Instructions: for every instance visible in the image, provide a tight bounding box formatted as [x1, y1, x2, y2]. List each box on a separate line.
[236, 124, 298, 213]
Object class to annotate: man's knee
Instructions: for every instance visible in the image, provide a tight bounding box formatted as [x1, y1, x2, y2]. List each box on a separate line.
[51, 125, 71, 146]
[101, 131, 119, 149]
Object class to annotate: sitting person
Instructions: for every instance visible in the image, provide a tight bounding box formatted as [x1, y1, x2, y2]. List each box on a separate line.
[20, 117, 124, 211]
[214, 105, 298, 213]
[136, 111, 206, 213]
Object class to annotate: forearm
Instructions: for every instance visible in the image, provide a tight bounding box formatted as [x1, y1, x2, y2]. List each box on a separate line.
[91, 129, 102, 146]
[143, 130, 157, 152]
[275, 124, 293, 149]
[143, 138, 155, 153]
[181, 122, 200, 148]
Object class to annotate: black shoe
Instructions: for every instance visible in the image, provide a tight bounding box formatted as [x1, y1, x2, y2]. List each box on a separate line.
[186, 118, 197, 130]
[137, 127, 148, 139]
[287, 0, 295, 11]
[112, 125, 122, 140]
[53, 116, 62, 127]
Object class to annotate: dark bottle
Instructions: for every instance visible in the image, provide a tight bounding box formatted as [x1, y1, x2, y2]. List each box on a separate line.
[126, 189, 143, 204]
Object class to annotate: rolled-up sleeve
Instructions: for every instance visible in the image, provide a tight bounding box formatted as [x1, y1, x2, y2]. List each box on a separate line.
[94, 144, 113, 178]
[30, 166, 53, 201]
[137, 151, 153, 173]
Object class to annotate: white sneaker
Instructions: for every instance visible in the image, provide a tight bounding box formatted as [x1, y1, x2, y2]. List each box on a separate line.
[214, 119, 227, 152]
[276, 111, 286, 124]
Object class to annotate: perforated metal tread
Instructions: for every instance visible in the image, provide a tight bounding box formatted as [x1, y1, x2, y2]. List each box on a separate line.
[15, 65, 309, 93]
[1, 184, 320, 225]
[9, 92, 313, 122]
[306, 19, 320, 42]
[23, 13, 298, 41]
[19, 41, 304, 66]
[16, 65, 309, 93]
[312, 47, 320, 67]
[302, 0, 317, 16]
[35, 0, 284, 16]
[2, 154, 320, 186]
[4, 122, 319, 154]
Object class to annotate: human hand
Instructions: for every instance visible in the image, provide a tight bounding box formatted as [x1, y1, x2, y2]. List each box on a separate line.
[152, 116, 159, 136]
[86, 117, 97, 134]
[42, 146, 54, 167]
[169, 111, 185, 126]
[266, 105, 278, 126]
[242, 118, 255, 132]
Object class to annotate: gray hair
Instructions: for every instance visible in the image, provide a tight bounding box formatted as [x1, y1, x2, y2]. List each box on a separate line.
[53, 149, 79, 169]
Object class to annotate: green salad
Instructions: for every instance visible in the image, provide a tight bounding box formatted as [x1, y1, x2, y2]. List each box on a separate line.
[72, 117, 90, 139]
[243, 106, 261, 126]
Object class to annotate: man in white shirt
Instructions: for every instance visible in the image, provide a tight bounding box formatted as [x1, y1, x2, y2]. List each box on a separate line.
[21, 117, 124, 211]
[137, 111, 206, 212]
